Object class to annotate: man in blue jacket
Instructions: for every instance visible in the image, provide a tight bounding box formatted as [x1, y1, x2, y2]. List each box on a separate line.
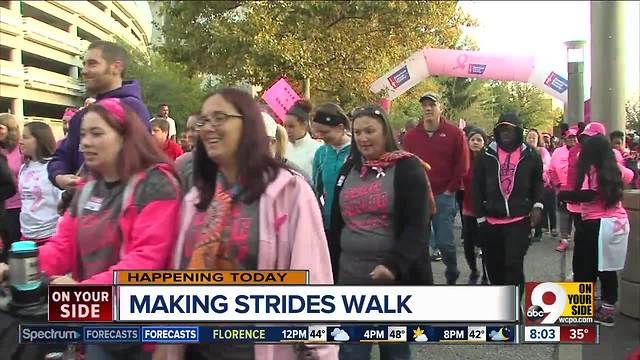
[48, 41, 151, 190]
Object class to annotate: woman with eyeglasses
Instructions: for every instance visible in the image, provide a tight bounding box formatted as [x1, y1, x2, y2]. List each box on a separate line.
[156, 88, 337, 360]
[328, 105, 434, 360]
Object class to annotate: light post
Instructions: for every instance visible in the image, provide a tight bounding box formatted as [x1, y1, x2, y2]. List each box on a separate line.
[591, 1, 626, 134]
[564, 40, 586, 126]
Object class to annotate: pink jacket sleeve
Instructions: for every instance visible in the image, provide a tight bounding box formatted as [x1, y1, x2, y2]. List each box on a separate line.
[619, 163, 635, 185]
[548, 150, 561, 188]
[287, 176, 334, 285]
[81, 198, 180, 284]
[39, 211, 77, 277]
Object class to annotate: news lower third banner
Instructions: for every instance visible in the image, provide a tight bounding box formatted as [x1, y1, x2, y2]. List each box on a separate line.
[19, 324, 523, 344]
[116, 285, 517, 322]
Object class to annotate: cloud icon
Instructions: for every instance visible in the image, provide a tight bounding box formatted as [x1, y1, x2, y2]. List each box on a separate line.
[331, 329, 350, 342]
[489, 328, 510, 341]
[414, 334, 428, 342]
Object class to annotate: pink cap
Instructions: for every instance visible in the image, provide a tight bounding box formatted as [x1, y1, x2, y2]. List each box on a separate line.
[581, 122, 606, 137]
[565, 128, 578, 137]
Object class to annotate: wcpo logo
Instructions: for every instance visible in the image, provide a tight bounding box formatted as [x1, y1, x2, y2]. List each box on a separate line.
[524, 282, 594, 325]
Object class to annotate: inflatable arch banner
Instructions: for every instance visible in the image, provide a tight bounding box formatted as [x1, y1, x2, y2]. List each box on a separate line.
[370, 48, 569, 104]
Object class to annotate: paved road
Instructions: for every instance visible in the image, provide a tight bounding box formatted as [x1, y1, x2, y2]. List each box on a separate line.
[370, 220, 639, 360]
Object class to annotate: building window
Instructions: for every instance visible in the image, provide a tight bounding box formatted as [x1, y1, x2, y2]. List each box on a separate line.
[88, 1, 107, 11]
[131, 29, 141, 42]
[22, 2, 71, 33]
[111, 11, 128, 29]
[0, 46, 11, 61]
[78, 28, 100, 43]
[22, 51, 73, 77]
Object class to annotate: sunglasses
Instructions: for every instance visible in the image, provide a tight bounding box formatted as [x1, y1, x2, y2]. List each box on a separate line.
[351, 107, 386, 121]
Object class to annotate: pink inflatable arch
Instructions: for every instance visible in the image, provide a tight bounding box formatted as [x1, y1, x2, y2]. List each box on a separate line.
[371, 48, 569, 111]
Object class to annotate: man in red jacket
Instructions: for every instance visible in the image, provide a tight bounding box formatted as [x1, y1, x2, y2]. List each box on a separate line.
[404, 92, 469, 284]
[151, 118, 183, 161]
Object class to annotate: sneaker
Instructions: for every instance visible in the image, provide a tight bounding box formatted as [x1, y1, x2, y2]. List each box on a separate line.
[595, 303, 616, 327]
[430, 250, 442, 262]
[555, 239, 569, 252]
[551, 229, 559, 237]
[531, 235, 542, 243]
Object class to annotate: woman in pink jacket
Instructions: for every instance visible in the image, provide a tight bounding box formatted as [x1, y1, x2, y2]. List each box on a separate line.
[4, 99, 182, 359]
[526, 129, 555, 242]
[548, 128, 578, 252]
[155, 88, 337, 360]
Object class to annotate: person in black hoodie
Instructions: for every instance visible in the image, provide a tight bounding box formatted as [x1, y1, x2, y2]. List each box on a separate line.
[472, 113, 544, 296]
[0, 152, 16, 261]
[328, 104, 434, 360]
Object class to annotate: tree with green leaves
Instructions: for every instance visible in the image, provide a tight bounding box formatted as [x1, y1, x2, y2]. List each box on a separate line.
[157, 1, 475, 110]
[626, 98, 639, 132]
[482, 81, 559, 131]
[116, 38, 205, 133]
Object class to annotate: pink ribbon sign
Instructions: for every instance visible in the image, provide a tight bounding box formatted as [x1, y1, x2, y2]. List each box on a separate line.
[261, 78, 301, 122]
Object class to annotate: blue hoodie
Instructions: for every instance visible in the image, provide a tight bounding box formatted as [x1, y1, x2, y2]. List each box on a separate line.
[47, 80, 151, 187]
[312, 142, 352, 229]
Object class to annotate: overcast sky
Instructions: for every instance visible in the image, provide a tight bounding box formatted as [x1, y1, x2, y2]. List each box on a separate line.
[458, 1, 640, 100]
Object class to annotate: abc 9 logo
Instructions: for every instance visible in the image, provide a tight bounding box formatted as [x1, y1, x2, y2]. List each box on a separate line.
[527, 283, 566, 324]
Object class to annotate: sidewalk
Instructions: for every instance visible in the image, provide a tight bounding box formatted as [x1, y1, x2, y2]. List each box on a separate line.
[373, 222, 640, 360]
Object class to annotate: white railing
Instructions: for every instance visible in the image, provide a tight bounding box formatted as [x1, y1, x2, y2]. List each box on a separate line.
[23, 66, 84, 94]
[0, 9, 23, 33]
[0, 60, 24, 79]
[22, 17, 81, 52]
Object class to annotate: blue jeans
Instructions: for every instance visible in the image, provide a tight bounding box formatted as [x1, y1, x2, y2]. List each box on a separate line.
[432, 193, 459, 283]
[339, 343, 410, 360]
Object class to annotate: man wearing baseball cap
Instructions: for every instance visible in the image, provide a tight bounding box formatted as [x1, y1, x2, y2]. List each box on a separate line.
[403, 92, 469, 284]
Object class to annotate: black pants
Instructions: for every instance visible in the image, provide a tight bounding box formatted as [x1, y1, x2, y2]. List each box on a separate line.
[462, 215, 487, 280]
[2, 208, 20, 260]
[572, 218, 618, 304]
[483, 218, 531, 297]
[535, 188, 557, 236]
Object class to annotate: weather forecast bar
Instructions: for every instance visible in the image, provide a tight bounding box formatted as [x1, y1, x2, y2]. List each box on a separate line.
[19, 324, 517, 344]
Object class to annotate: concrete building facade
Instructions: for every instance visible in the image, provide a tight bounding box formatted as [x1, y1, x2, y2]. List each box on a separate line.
[0, 0, 152, 138]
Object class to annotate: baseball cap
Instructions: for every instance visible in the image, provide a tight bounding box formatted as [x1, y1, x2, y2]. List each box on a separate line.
[419, 92, 440, 104]
[581, 122, 606, 137]
[262, 112, 277, 138]
[565, 128, 578, 137]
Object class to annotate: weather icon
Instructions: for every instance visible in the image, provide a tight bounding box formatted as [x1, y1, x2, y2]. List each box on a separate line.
[489, 328, 511, 341]
[330, 328, 350, 342]
[413, 327, 428, 342]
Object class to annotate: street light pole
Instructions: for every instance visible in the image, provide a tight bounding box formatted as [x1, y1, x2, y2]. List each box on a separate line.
[591, 1, 626, 133]
[564, 40, 586, 126]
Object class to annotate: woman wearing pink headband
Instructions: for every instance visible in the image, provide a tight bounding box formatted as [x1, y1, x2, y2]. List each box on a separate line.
[2, 98, 182, 359]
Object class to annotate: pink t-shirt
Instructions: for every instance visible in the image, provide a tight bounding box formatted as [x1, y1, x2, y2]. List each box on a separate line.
[580, 164, 633, 220]
[487, 147, 526, 225]
[3, 146, 22, 210]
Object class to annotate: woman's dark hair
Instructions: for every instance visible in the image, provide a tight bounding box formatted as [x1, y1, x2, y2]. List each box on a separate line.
[313, 103, 351, 131]
[348, 104, 399, 168]
[193, 88, 289, 210]
[466, 126, 488, 161]
[23, 122, 56, 163]
[85, 103, 173, 183]
[286, 99, 313, 124]
[575, 134, 623, 208]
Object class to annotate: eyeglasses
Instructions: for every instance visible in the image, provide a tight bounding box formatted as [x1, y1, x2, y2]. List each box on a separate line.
[196, 111, 243, 128]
